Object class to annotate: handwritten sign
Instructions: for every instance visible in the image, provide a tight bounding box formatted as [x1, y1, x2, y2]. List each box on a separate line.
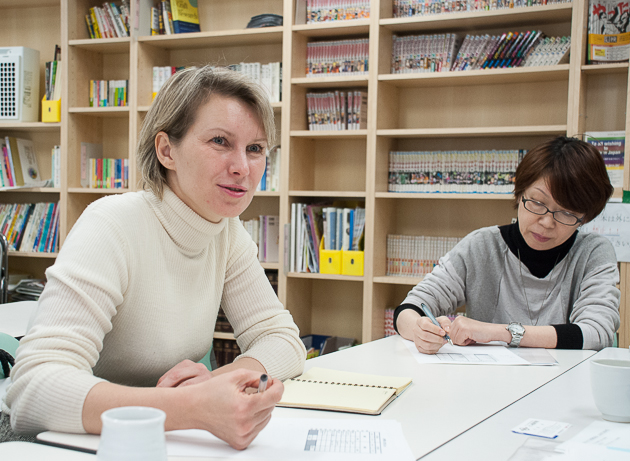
[581, 202, 630, 262]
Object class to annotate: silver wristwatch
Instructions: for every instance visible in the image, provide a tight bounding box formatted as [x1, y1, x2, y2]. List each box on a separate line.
[506, 322, 526, 347]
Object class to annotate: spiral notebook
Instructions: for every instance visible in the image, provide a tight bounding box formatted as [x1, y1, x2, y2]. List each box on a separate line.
[278, 367, 412, 415]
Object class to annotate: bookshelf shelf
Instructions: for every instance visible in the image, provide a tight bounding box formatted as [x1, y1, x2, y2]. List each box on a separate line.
[68, 107, 130, 117]
[379, 65, 571, 88]
[376, 125, 568, 137]
[261, 262, 280, 270]
[0, 123, 61, 132]
[213, 332, 236, 340]
[290, 130, 368, 138]
[254, 191, 281, 197]
[291, 76, 369, 88]
[67, 188, 130, 194]
[137, 27, 283, 49]
[287, 272, 364, 281]
[373, 276, 423, 285]
[379, 3, 573, 32]
[9, 251, 59, 259]
[69, 38, 131, 53]
[289, 191, 367, 198]
[292, 20, 371, 37]
[375, 192, 514, 200]
[581, 63, 630, 74]
[0, 188, 61, 194]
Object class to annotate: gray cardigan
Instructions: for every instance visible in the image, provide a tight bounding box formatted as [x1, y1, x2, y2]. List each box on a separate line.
[403, 226, 620, 350]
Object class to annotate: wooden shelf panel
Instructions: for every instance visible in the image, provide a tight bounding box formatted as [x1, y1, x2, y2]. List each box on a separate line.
[254, 191, 280, 197]
[287, 272, 364, 281]
[373, 275, 423, 285]
[375, 192, 514, 200]
[69, 107, 130, 118]
[68, 188, 130, 194]
[69, 38, 131, 53]
[9, 251, 58, 259]
[291, 130, 368, 138]
[380, 3, 573, 32]
[0, 187, 60, 193]
[213, 332, 235, 340]
[1, 0, 58, 6]
[138, 102, 281, 113]
[289, 190, 367, 197]
[581, 63, 629, 74]
[291, 75, 369, 88]
[137, 27, 283, 49]
[376, 125, 567, 137]
[292, 20, 370, 37]
[379, 65, 570, 88]
[261, 262, 280, 270]
[0, 122, 61, 132]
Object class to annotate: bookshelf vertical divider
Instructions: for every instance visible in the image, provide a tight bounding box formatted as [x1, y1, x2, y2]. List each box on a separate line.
[7, 0, 625, 348]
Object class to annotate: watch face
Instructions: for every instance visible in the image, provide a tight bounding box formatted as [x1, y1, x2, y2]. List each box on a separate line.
[510, 323, 525, 335]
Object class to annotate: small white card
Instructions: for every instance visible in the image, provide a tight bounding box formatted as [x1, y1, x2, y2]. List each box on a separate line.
[512, 418, 571, 439]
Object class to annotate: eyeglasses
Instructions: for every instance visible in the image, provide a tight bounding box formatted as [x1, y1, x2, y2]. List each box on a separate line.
[521, 197, 583, 226]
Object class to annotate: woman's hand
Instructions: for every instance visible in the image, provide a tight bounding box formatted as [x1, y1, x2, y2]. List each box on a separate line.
[449, 316, 502, 346]
[187, 369, 283, 450]
[397, 309, 452, 354]
[157, 359, 213, 388]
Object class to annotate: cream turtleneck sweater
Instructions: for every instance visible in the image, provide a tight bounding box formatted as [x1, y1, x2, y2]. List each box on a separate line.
[3, 188, 306, 433]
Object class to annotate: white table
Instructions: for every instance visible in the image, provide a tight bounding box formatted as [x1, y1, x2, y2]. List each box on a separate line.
[422, 347, 630, 460]
[11, 336, 596, 460]
[0, 301, 38, 337]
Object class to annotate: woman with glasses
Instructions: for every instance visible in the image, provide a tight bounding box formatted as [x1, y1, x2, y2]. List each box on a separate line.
[395, 136, 620, 354]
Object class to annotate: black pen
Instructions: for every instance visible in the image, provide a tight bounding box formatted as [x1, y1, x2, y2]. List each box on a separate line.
[420, 303, 454, 346]
[257, 374, 268, 393]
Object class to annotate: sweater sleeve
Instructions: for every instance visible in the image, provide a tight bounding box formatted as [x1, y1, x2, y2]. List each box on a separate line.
[3, 207, 128, 434]
[221, 219, 306, 380]
[569, 237, 620, 350]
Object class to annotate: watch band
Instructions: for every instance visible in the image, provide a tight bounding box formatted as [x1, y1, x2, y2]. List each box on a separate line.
[506, 322, 525, 347]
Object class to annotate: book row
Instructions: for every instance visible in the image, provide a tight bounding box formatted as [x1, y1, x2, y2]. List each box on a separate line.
[585, 131, 625, 188]
[152, 63, 282, 103]
[241, 215, 280, 264]
[307, 39, 369, 76]
[587, 0, 630, 63]
[89, 80, 129, 107]
[87, 158, 130, 189]
[391, 31, 569, 74]
[257, 146, 281, 192]
[212, 338, 241, 367]
[44, 52, 61, 102]
[0, 202, 60, 253]
[306, 0, 370, 23]
[386, 234, 462, 277]
[149, 0, 201, 35]
[393, 0, 568, 17]
[388, 150, 526, 193]
[384, 308, 396, 337]
[0, 137, 42, 188]
[306, 90, 368, 131]
[85, 1, 131, 39]
[51, 145, 61, 188]
[290, 203, 365, 274]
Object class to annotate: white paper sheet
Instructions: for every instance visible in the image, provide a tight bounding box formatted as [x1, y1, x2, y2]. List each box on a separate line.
[557, 421, 630, 453]
[403, 339, 531, 365]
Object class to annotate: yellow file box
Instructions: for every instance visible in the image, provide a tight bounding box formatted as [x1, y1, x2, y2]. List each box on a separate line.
[341, 250, 364, 276]
[319, 238, 342, 275]
[42, 97, 61, 123]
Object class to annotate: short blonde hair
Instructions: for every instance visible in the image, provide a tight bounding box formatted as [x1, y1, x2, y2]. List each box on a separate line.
[137, 66, 276, 199]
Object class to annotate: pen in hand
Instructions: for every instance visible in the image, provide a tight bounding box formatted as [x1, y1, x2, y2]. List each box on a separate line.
[257, 374, 268, 393]
[420, 303, 454, 347]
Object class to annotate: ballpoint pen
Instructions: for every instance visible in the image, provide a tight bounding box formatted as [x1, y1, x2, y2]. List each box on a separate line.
[258, 374, 268, 393]
[420, 303, 454, 346]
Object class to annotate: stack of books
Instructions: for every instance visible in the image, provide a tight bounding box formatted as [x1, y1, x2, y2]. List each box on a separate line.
[149, 0, 201, 35]
[0, 137, 42, 188]
[241, 216, 280, 263]
[587, 0, 630, 63]
[384, 308, 397, 337]
[393, 0, 570, 18]
[9, 279, 46, 302]
[306, 91, 367, 130]
[44, 45, 61, 102]
[89, 80, 128, 107]
[386, 234, 462, 277]
[85, 2, 130, 38]
[0, 202, 60, 253]
[80, 142, 129, 189]
[391, 31, 570, 74]
[212, 339, 241, 367]
[388, 149, 526, 194]
[307, 39, 369, 76]
[257, 146, 281, 192]
[306, 0, 370, 23]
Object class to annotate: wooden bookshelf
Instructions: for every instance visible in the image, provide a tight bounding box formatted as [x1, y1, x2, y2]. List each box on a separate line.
[3, 0, 628, 348]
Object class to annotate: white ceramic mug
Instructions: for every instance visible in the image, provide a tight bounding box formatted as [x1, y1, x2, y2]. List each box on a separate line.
[590, 358, 630, 423]
[97, 406, 167, 461]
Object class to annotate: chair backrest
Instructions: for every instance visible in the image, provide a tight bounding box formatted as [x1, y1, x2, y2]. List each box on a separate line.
[0, 233, 7, 304]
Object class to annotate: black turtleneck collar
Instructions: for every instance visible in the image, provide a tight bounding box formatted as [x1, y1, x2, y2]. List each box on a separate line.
[499, 222, 577, 279]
